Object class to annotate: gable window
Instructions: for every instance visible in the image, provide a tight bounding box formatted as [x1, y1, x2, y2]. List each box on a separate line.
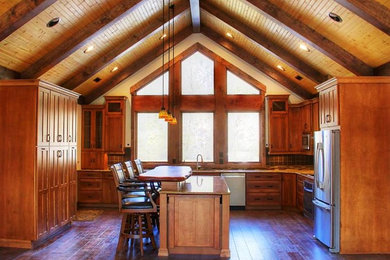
[131, 45, 266, 168]
[181, 51, 214, 95]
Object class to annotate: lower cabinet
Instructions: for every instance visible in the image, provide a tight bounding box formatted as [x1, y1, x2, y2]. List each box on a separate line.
[281, 173, 297, 209]
[246, 173, 281, 209]
[77, 170, 118, 207]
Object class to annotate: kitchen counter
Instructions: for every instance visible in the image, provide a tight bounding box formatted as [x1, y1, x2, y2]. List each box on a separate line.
[192, 165, 314, 177]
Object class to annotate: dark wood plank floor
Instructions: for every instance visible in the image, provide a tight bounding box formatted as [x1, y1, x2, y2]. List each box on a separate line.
[0, 209, 388, 260]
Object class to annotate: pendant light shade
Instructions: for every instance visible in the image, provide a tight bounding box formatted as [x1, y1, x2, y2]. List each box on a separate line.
[159, 107, 168, 119]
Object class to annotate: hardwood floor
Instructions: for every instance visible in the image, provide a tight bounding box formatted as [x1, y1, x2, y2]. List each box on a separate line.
[0, 209, 388, 260]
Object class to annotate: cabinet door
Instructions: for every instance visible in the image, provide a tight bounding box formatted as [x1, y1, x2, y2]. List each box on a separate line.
[319, 85, 338, 128]
[68, 146, 77, 219]
[37, 147, 50, 238]
[50, 92, 68, 146]
[102, 176, 118, 204]
[269, 113, 289, 153]
[288, 107, 302, 152]
[281, 173, 297, 208]
[105, 115, 124, 154]
[67, 98, 77, 145]
[37, 88, 51, 146]
[302, 103, 312, 132]
[168, 195, 220, 250]
[312, 99, 319, 132]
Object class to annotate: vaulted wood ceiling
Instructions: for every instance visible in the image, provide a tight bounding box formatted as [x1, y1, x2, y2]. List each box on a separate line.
[0, 0, 389, 103]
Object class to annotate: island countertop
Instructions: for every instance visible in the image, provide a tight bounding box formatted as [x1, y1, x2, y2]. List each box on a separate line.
[160, 176, 230, 195]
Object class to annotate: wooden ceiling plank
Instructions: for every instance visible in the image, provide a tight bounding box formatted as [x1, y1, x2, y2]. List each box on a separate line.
[245, 0, 373, 76]
[62, 1, 189, 90]
[334, 0, 390, 36]
[83, 27, 193, 104]
[200, 1, 327, 84]
[189, 0, 200, 32]
[20, 0, 145, 79]
[0, 0, 57, 42]
[201, 25, 313, 99]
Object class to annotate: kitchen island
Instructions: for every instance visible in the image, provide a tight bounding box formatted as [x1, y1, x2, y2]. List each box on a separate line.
[158, 176, 230, 257]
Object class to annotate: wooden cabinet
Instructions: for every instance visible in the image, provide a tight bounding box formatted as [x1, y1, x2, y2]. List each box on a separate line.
[77, 170, 118, 207]
[246, 173, 281, 209]
[318, 83, 338, 128]
[288, 106, 302, 152]
[104, 96, 126, 154]
[312, 98, 319, 132]
[81, 105, 105, 169]
[267, 95, 289, 154]
[0, 79, 79, 249]
[281, 173, 297, 209]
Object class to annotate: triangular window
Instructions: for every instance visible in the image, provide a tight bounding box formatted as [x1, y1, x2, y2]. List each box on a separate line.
[227, 70, 260, 95]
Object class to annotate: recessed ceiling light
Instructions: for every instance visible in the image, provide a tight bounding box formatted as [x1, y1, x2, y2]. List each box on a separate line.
[295, 75, 303, 80]
[299, 43, 310, 52]
[277, 65, 285, 71]
[46, 17, 60, 28]
[93, 77, 101, 83]
[84, 45, 94, 53]
[110, 66, 118, 72]
[160, 33, 167, 40]
[329, 12, 343, 22]
[226, 32, 233, 38]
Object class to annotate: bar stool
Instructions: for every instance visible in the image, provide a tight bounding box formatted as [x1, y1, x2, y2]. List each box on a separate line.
[111, 163, 157, 256]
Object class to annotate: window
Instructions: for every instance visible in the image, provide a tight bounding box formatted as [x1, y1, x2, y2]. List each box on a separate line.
[137, 113, 168, 162]
[228, 112, 259, 162]
[182, 113, 214, 162]
[181, 52, 214, 95]
[137, 71, 169, 95]
[227, 70, 260, 95]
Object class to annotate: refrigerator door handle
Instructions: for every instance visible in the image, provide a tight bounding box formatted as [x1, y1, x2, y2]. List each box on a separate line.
[312, 199, 331, 211]
[316, 142, 325, 189]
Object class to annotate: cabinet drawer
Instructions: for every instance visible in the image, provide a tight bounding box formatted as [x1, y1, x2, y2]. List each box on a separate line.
[78, 171, 102, 178]
[247, 181, 280, 193]
[247, 173, 280, 181]
[78, 191, 102, 203]
[246, 193, 281, 206]
[79, 179, 102, 190]
[296, 179, 304, 195]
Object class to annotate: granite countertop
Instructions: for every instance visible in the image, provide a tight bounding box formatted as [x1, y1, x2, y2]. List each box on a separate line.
[192, 165, 314, 176]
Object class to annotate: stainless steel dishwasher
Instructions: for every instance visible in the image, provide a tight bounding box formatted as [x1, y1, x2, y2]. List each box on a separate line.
[221, 173, 246, 207]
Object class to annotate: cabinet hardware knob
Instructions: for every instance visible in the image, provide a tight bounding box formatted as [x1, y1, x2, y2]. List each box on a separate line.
[57, 150, 63, 158]
[57, 135, 62, 142]
[68, 135, 72, 142]
[326, 114, 332, 123]
[46, 134, 50, 142]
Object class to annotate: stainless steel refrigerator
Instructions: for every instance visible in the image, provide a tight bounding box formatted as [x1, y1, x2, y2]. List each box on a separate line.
[313, 129, 340, 253]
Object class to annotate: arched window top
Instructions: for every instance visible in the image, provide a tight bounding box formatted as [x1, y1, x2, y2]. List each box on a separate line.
[181, 51, 214, 95]
[227, 70, 260, 95]
[137, 71, 169, 95]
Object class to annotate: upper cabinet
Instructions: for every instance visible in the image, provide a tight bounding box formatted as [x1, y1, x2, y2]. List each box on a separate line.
[267, 95, 318, 155]
[82, 106, 104, 151]
[104, 96, 127, 154]
[267, 95, 289, 153]
[318, 83, 339, 128]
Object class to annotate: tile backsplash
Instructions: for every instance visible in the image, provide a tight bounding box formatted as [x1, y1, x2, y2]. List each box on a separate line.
[266, 154, 314, 166]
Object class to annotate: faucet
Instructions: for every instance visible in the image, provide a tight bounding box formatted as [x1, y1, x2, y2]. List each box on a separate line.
[196, 154, 203, 170]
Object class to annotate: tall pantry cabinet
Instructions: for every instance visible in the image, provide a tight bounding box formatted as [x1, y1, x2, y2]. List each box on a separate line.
[0, 80, 79, 248]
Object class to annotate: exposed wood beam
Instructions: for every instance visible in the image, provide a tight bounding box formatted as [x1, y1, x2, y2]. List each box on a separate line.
[0, 0, 57, 42]
[62, 1, 189, 90]
[200, 1, 327, 84]
[334, 0, 390, 36]
[84, 27, 193, 104]
[201, 25, 313, 99]
[21, 0, 144, 79]
[245, 0, 373, 76]
[0, 66, 20, 79]
[374, 62, 390, 76]
[189, 0, 201, 32]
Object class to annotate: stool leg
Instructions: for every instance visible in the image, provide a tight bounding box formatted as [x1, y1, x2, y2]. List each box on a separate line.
[116, 214, 127, 253]
[130, 214, 136, 248]
[145, 213, 156, 249]
[138, 214, 144, 256]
